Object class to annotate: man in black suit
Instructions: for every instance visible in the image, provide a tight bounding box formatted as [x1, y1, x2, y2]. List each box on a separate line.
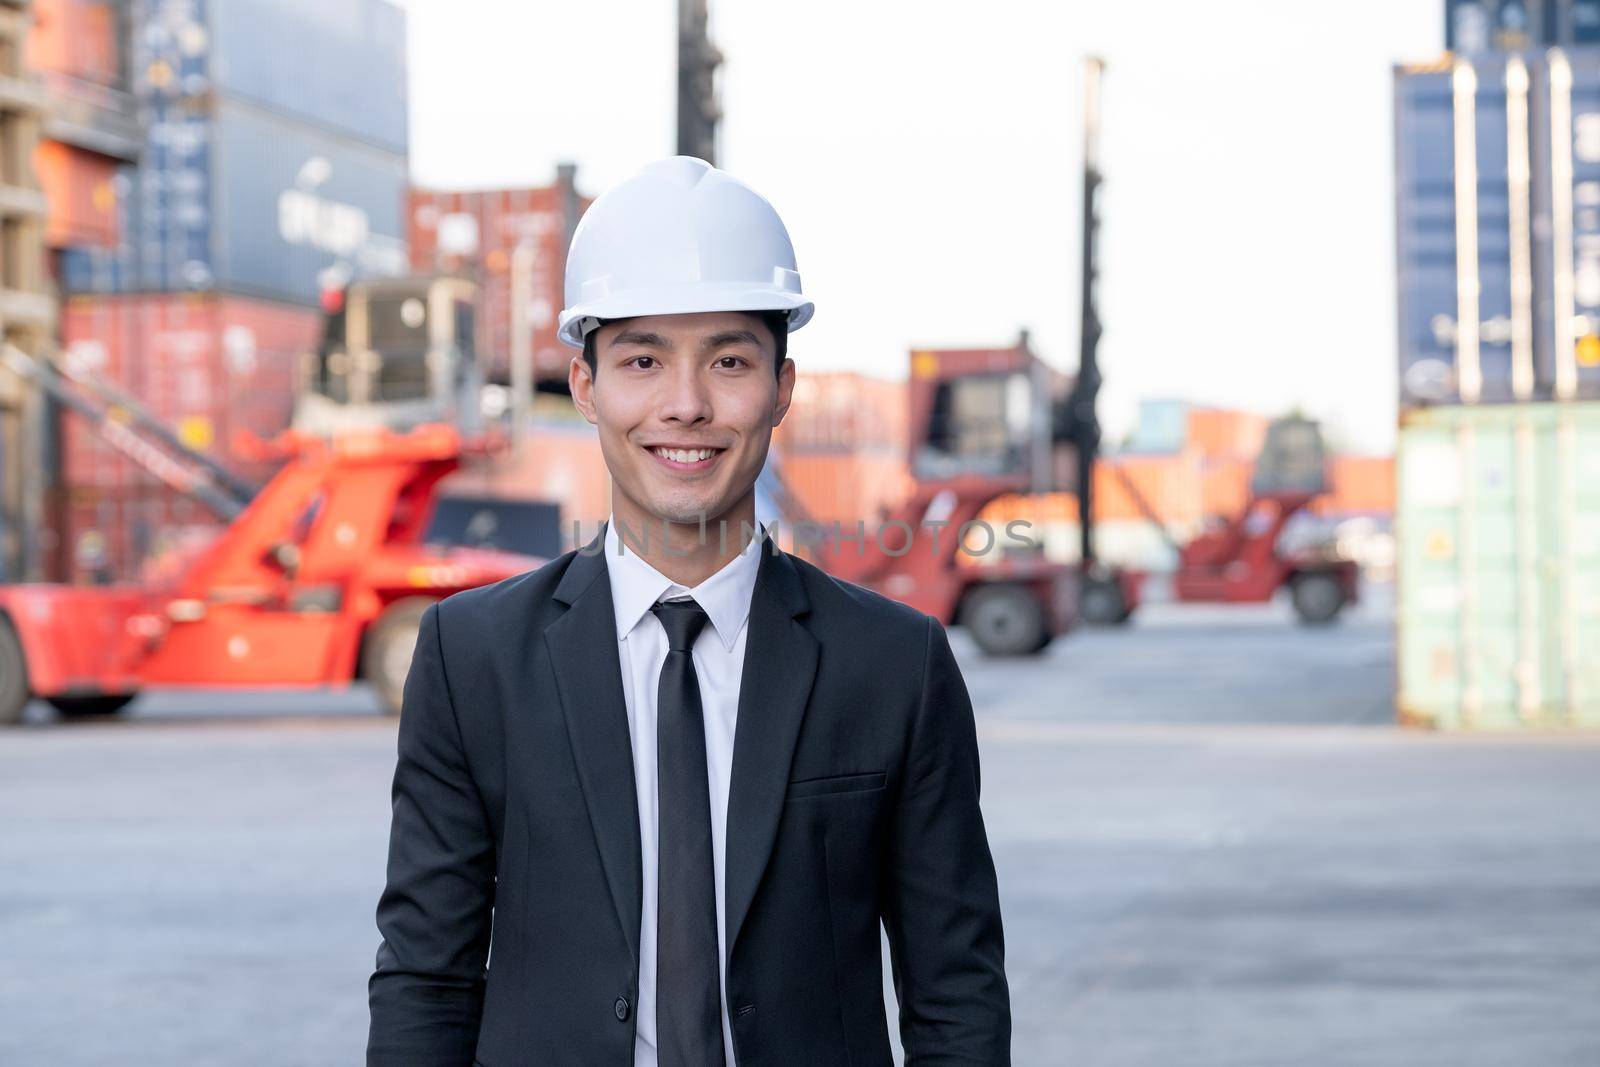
[368, 157, 1010, 1066]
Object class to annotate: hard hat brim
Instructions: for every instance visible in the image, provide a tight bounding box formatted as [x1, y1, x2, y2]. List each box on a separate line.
[557, 286, 814, 349]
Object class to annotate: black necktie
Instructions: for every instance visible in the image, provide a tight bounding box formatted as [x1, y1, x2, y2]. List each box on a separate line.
[650, 598, 725, 1066]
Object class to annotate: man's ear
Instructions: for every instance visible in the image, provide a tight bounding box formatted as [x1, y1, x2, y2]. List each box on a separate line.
[569, 356, 598, 425]
[772, 356, 796, 427]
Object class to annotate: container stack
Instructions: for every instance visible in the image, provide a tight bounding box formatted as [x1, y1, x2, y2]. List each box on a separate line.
[37, 0, 410, 581]
[408, 170, 592, 387]
[773, 371, 914, 526]
[1392, 1, 1600, 728]
[0, 0, 56, 582]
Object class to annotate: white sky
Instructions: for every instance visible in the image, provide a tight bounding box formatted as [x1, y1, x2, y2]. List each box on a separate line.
[400, 0, 1442, 454]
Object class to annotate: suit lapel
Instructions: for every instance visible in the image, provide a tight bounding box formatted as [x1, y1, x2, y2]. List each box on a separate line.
[545, 524, 642, 964]
[725, 541, 818, 955]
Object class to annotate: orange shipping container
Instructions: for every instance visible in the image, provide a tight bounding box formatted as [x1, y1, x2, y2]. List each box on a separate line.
[1314, 455, 1396, 516]
[35, 141, 121, 249]
[779, 453, 914, 527]
[778, 372, 908, 455]
[1186, 407, 1270, 461]
[25, 0, 119, 87]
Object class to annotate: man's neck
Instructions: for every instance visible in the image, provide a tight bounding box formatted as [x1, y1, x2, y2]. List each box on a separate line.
[610, 501, 762, 587]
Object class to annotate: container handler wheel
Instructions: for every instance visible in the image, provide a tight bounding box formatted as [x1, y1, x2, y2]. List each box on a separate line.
[49, 695, 136, 718]
[1079, 574, 1128, 626]
[0, 614, 29, 726]
[1291, 571, 1346, 625]
[960, 584, 1049, 657]
[363, 597, 437, 717]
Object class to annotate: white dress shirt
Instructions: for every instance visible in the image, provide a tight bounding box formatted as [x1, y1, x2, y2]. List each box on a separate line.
[602, 518, 763, 1067]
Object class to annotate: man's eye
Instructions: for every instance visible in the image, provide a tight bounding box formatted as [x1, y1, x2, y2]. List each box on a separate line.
[716, 355, 744, 369]
[630, 355, 657, 369]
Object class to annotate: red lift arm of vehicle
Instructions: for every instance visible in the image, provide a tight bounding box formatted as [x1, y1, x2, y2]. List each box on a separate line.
[0, 340, 543, 725]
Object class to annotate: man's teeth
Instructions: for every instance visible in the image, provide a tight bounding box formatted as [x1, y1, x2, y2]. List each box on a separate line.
[655, 447, 717, 463]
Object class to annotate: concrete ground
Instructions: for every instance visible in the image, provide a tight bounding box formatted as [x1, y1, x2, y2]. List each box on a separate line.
[2, 581, 1597, 1065]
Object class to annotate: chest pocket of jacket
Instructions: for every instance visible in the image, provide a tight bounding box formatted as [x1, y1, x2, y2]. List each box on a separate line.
[785, 770, 886, 800]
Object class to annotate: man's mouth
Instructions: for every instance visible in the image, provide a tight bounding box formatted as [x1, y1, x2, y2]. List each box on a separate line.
[646, 445, 726, 470]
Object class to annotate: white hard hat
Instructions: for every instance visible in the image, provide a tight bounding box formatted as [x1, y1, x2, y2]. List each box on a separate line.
[557, 156, 814, 349]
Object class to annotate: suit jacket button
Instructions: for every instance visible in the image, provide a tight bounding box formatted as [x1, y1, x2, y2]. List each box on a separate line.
[614, 995, 630, 1021]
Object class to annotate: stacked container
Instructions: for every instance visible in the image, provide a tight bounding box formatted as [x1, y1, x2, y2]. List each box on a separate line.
[772, 372, 914, 526]
[408, 171, 590, 386]
[60, 0, 409, 304]
[36, 0, 410, 581]
[1393, 26, 1600, 726]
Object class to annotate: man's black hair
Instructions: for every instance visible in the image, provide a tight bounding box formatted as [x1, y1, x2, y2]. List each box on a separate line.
[581, 309, 790, 378]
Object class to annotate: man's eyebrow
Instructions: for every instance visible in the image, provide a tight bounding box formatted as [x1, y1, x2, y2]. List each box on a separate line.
[700, 329, 764, 351]
[608, 329, 672, 350]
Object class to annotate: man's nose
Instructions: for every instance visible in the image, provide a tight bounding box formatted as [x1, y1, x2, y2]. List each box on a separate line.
[657, 366, 713, 423]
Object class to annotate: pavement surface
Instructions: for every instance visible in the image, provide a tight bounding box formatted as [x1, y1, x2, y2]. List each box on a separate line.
[3, 581, 1598, 1066]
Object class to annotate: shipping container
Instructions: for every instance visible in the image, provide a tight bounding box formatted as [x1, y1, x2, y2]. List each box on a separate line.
[207, 0, 409, 154]
[776, 451, 914, 526]
[34, 140, 121, 248]
[1447, 0, 1600, 52]
[132, 0, 407, 156]
[777, 372, 908, 455]
[54, 482, 225, 584]
[1125, 398, 1189, 454]
[1396, 400, 1600, 728]
[1187, 407, 1271, 461]
[1312, 456, 1398, 516]
[440, 417, 612, 529]
[25, 0, 120, 89]
[57, 293, 322, 489]
[1395, 50, 1600, 407]
[408, 172, 590, 383]
[60, 99, 408, 306]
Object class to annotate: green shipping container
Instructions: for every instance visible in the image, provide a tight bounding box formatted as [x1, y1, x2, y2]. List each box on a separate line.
[1397, 401, 1600, 729]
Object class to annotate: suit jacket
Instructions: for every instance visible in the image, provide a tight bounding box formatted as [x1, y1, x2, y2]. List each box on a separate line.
[368, 529, 1011, 1066]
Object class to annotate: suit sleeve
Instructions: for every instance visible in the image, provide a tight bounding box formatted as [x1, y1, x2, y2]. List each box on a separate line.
[882, 615, 1012, 1065]
[368, 601, 496, 1067]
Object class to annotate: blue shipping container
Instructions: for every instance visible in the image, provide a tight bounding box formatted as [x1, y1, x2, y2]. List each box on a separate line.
[64, 102, 407, 307]
[1395, 50, 1600, 407]
[1447, 0, 1600, 51]
[210, 0, 409, 156]
[62, 0, 411, 306]
[132, 0, 408, 155]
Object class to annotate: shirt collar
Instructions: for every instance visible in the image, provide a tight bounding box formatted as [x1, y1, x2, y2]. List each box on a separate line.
[602, 518, 765, 653]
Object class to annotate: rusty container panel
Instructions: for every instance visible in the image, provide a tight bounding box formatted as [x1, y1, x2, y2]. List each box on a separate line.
[409, 176, 592, 386]
[34, 141, 121, 249]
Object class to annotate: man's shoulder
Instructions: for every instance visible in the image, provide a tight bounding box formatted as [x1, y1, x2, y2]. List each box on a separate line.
[782, 549, 934, 650]
[433, 547, 583, 634]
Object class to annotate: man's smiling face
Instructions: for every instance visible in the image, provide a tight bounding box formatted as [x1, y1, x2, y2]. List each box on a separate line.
[570, 310, 795, 532]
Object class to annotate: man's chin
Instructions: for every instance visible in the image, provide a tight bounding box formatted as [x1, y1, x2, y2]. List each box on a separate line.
[629, 498, 746, 531]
